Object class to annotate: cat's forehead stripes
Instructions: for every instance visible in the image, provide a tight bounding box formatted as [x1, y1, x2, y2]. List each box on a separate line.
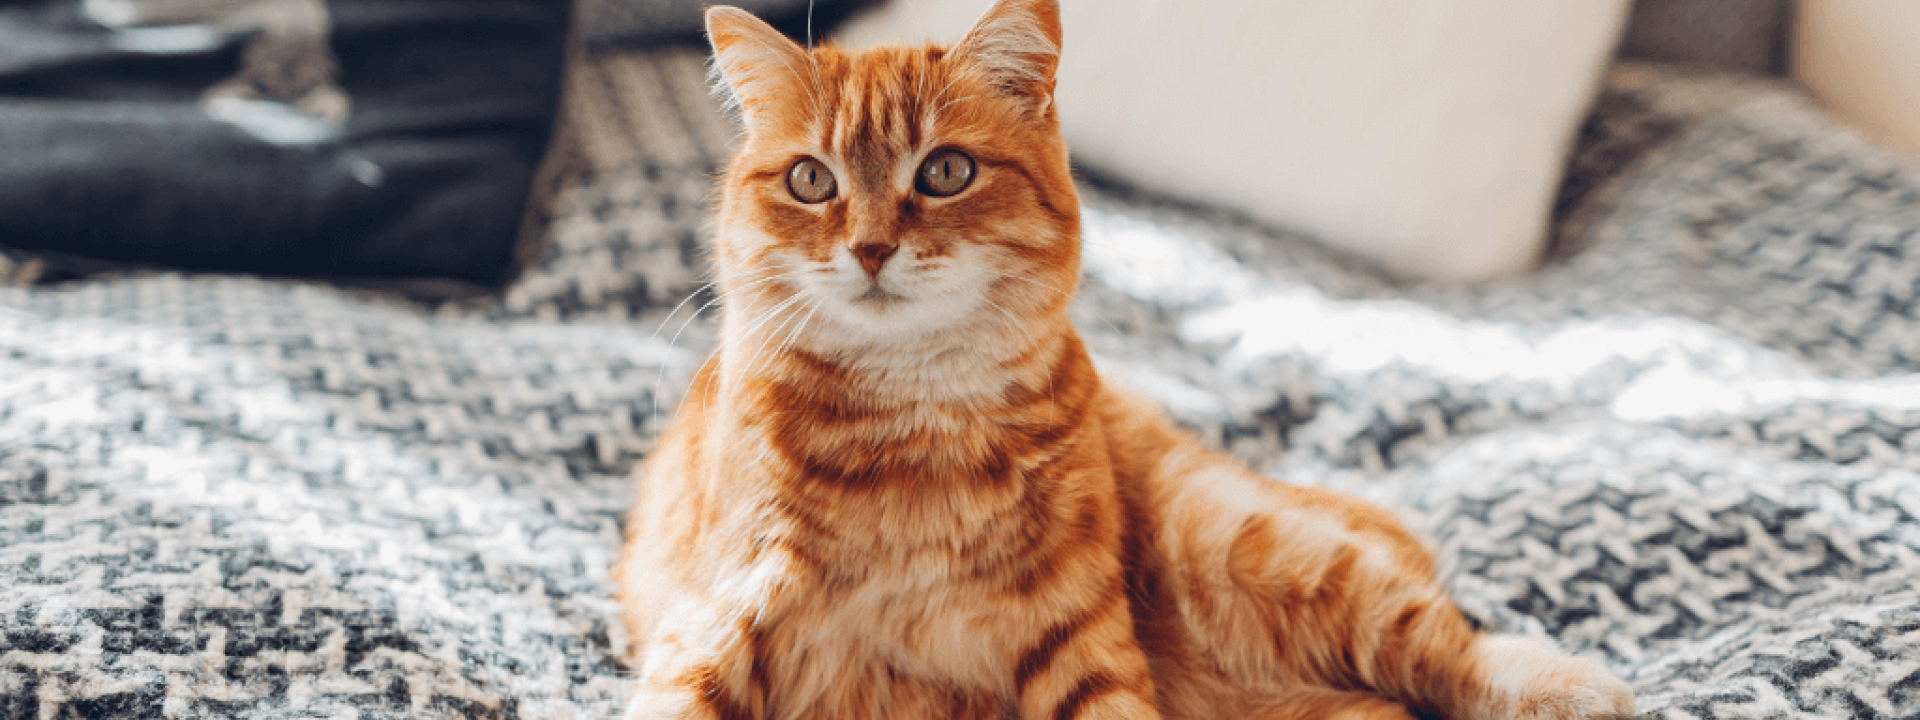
[818, 48, 943, 191]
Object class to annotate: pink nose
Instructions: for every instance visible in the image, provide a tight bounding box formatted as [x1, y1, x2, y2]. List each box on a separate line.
[851, 241, 898, 277]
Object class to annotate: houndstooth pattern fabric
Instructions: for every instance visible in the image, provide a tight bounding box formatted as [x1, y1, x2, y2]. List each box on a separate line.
[7, 55, 1920, 718]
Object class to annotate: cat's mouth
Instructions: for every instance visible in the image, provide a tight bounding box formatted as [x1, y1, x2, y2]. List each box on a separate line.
[853, 285, 907, 306]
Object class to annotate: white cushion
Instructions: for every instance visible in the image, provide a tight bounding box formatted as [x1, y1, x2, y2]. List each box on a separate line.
[837, 0, 1630, 281]
[1794, 0, 1920, 161]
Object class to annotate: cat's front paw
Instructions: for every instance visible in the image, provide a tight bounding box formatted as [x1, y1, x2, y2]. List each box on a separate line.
[1472, 635, 1634, 720]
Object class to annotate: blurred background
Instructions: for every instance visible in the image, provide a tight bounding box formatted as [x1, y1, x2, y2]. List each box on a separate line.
[5, 1, 1920, 718]
[4, 0, 1916, 287]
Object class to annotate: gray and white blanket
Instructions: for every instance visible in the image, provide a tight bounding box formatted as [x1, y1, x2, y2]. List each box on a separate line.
[5, 59, 1920, 718]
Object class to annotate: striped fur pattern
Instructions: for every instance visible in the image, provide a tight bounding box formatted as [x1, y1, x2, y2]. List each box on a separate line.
[613, 2, 1636, 718]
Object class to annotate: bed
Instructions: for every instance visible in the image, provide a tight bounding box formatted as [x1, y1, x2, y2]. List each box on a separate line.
[3, 49, 1918, 719]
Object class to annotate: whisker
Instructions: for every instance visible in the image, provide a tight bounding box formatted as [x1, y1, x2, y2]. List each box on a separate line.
[926, 64, 976, 127]
[978, 300, 1026, 342]
[736, 293, 809, 345]
[915, 55, 939, 136]
[753, 301, 814, 378]
[929, 68, 965, 112]
[930, 93, 975, 120]
[742, 297, 810, 376]
[703, 292, 808, 407]
[915, 56, 928, 120]
[649, 268, 808, 425]
[995, 272, 1070, 297]
[762, 304, 818, 377]
[980, 296, 1055, 424]
[805, 48, 830, 125]
[649, 265, 793, 341]
[749, 35, 826, 124]
[650, 278, 722, 340]
[999, 271, 1129, 340]
[663, 269, 806, 358]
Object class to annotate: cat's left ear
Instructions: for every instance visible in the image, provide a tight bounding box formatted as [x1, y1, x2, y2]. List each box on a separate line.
[951, 0, 1062, 114]
[707, 6, 813, 130]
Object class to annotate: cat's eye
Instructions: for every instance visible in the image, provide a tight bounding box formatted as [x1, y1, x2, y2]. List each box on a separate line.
[787, 158, 837, 204]
[916, 149, 975, 198]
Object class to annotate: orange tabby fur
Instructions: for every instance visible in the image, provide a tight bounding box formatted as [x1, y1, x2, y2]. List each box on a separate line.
[613, 2, 1637, 718]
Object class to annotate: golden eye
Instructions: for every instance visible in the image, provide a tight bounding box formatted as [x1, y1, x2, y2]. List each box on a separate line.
[787, 158, 837, 204]
[915, 149, 975, 198]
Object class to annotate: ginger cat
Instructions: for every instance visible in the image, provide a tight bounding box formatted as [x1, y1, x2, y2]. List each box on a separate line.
[613, 1, 1637, 718]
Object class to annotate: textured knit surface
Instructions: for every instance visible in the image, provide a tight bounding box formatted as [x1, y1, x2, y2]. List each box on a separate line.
[6, 56, 1920, 719]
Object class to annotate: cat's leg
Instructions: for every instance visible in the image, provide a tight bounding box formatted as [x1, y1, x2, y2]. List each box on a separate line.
[1100, 393, 1631, 720]
[1463, 635, 1636, 720]
[1153, 456, 1629, 720]
[1011, 567, 1164, 720]
[622, 596, 762, 720]
[1251, 688, 1419, 720]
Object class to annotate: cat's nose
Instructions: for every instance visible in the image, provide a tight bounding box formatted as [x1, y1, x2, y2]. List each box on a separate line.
[850, 240, 898, 277]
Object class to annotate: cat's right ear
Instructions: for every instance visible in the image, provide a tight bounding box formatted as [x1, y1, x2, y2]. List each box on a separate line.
[706, 6, 812, 131]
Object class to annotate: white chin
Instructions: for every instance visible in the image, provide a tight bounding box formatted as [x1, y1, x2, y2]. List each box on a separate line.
[820, 289, 978, 342]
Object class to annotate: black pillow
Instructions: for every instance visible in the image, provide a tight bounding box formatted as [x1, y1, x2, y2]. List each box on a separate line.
[0, 0, 570, 285]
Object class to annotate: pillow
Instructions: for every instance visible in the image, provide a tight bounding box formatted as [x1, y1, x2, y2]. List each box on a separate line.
[0, 0, 570, 285]
[1793, 0, 1920, 160]
[838, 0, 1631, 282]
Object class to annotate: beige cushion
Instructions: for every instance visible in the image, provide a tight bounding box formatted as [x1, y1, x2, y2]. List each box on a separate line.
[838, 0, 1630, 282]
[1793, 0, 1920, 160]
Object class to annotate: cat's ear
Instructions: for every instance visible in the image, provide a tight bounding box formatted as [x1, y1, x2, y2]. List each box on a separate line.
[706, 6, 812, 130]
[951, 0, 1062, 113]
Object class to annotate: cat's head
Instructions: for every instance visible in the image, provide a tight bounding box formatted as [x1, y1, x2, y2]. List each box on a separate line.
[705, 0, 1078, 351]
